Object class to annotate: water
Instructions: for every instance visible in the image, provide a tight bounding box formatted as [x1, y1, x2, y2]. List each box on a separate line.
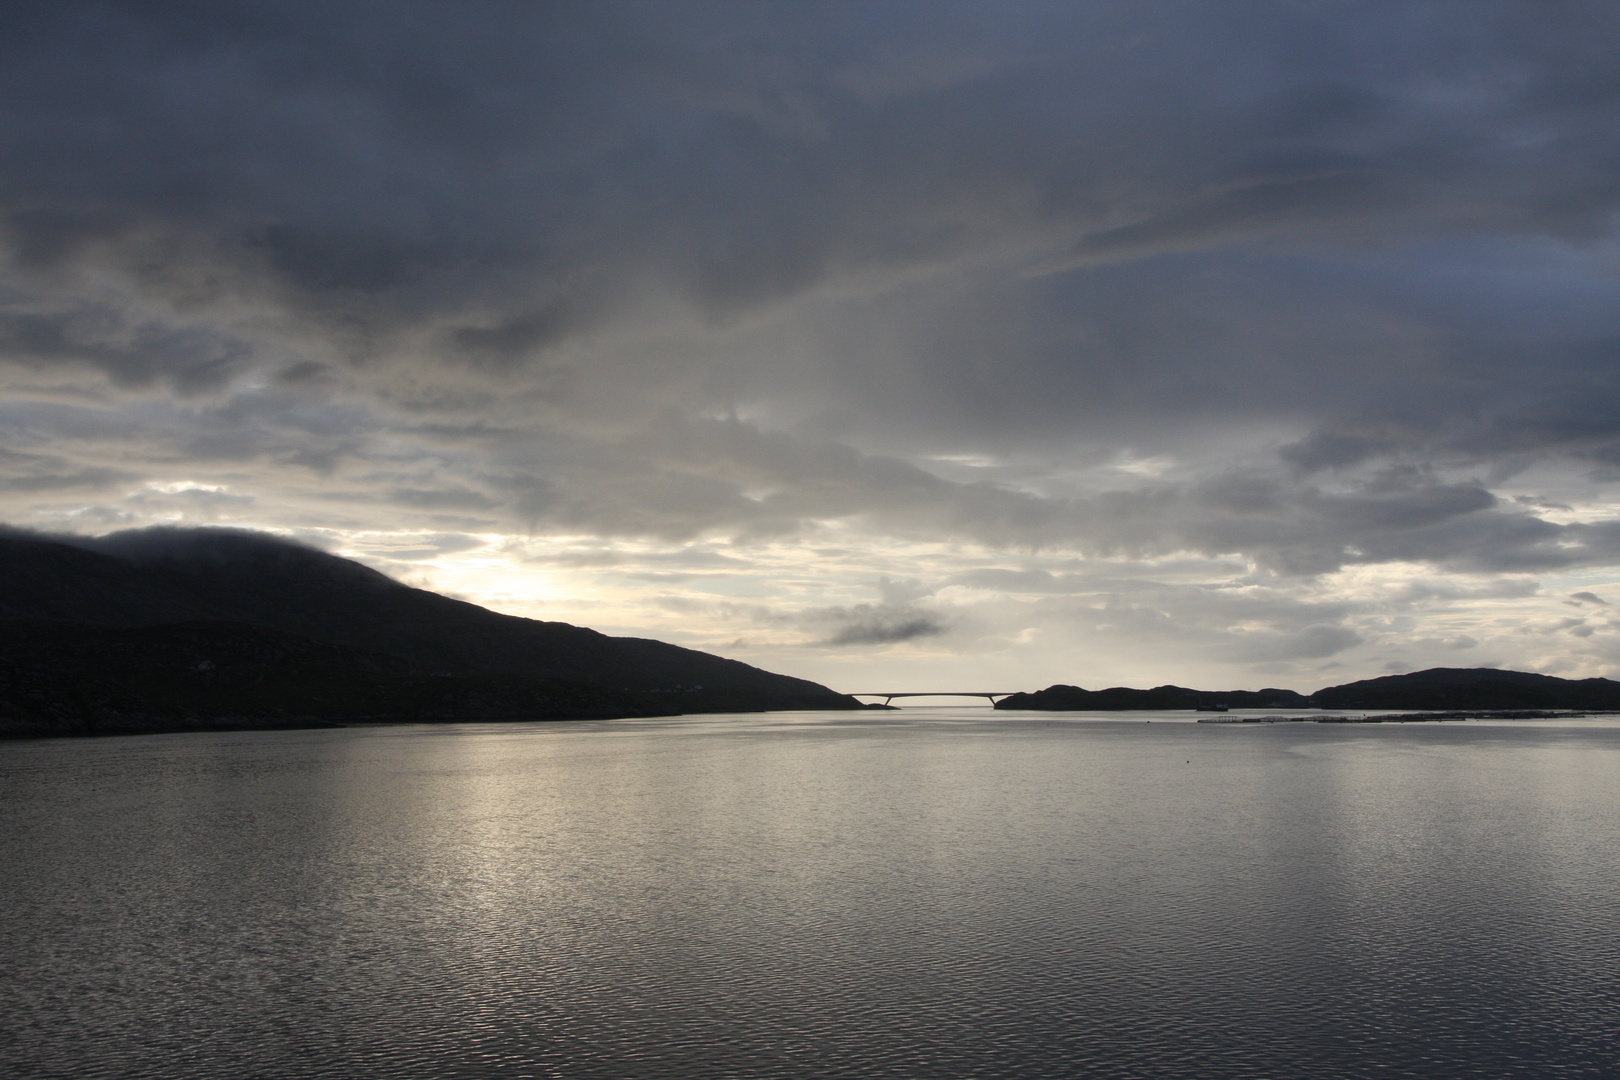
[2, 710, 1618, 1079]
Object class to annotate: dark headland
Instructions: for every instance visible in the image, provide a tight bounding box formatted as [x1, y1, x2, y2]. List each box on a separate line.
[1, 527, 862, 738]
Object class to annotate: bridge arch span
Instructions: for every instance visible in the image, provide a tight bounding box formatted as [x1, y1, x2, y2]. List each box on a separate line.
[850, 692, 1018, 706]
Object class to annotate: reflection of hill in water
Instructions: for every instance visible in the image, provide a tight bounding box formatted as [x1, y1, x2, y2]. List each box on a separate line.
[0, 528, 857, 737]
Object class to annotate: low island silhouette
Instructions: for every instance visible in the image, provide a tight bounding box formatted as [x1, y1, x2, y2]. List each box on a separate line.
[5, 526, 1618, 738]
[993, 669, 1620, 713]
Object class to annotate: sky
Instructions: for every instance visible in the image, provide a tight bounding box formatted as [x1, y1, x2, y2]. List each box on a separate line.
[3, 0, 1620, 693]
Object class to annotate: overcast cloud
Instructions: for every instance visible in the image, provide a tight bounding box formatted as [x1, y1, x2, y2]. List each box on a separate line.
[4, 1, 1620, 690]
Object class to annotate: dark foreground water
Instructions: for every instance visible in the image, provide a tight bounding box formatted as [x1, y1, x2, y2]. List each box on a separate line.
[2, 711, 1618, 1079]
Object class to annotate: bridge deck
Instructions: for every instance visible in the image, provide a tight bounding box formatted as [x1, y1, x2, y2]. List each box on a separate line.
[851, 692, 1019, 704]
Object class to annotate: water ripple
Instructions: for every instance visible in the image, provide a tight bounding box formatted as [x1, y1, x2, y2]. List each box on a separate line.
[2, 714, 1618, 1078]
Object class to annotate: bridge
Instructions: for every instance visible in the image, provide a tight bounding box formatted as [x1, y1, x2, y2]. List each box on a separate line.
[851, 692, 1020, 706]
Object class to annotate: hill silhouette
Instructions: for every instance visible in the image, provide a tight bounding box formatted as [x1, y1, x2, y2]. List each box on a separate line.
[1309, 667, 1620, 710]
[992, 685, 1310, 711]
[0, 527, 857, 737]
[996, 667, 1620, 712]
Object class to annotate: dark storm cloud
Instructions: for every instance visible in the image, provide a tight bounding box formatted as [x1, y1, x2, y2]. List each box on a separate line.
[0, 448, 131, 491]
[4, 2, 1617, 362]
[468, 413, 1605, 576]
[819, 605, 946, 647]
[0, 304, 254, 392]
[645, 591, 946, 648]
[3, 0, 1620, 606]
[1279, 432, 1381, 475]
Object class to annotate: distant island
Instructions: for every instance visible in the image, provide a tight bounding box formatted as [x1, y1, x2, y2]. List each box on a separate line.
[0, 527, 861, 738]
[993, 685, 1310, 711]
[995, 667, 1620, 712]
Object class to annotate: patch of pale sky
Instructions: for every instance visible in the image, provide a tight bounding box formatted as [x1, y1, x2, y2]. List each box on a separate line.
[290, 526, 1620, 689]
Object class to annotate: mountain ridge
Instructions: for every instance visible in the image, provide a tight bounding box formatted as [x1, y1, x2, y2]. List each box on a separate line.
[1, 527, 859, 737]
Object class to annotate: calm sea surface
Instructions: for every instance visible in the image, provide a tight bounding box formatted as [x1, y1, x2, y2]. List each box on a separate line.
[2, 710, 1618, 1079]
